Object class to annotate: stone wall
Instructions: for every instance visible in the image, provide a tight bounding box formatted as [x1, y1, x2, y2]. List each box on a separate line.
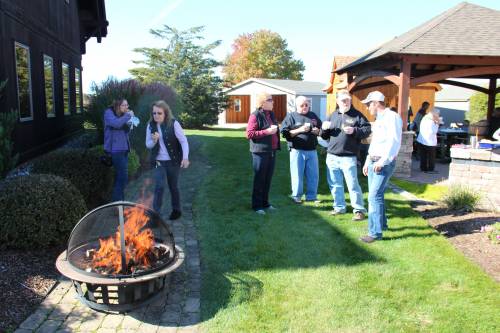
[393, 131, 414, 178]
[449, 147, 500, 209]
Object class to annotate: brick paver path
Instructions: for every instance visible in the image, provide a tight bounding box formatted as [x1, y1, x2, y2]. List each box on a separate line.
[15, 140, 206, 333]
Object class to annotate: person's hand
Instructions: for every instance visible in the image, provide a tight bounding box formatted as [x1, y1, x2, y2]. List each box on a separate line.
[321, 121, 331, 130]
[311, 127, 320, 135]
[302, 123, 311, 133]
[362, 164, 368, 176]
[266, 125, 278, 135]
[152, 132, 160, 143]
[343, 126, 354, 135]
[373, 163, 383, 173]
[180, 159, 190, 168]
[127, 110, 134, 117]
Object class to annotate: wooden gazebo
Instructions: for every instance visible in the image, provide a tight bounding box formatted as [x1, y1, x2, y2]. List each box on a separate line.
[336, 2, 500, 132]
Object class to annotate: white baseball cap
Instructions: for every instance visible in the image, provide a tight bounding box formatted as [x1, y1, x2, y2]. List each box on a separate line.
[361, 91, 385, 104]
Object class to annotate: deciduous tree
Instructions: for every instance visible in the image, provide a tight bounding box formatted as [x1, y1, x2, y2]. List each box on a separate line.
[223, 30, 305, 85]
[130, 26, 225, 128]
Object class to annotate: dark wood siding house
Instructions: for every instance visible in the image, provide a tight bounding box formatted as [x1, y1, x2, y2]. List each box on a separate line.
[0, 0, 108, 161]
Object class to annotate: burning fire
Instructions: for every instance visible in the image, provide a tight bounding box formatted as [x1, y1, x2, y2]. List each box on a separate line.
[92, 207, 155, 274]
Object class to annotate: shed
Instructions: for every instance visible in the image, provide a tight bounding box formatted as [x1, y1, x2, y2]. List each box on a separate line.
[221, 78, 327, 124]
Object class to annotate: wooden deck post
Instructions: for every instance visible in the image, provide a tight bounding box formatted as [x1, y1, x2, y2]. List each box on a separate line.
[487, 77, 497, 122]
[397, 59, 411, 130]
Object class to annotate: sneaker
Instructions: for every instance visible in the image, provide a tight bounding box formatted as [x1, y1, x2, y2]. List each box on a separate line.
[169, 210, 182, 220]
[352, 212, 366, 221]
[329, 210, 345, 216]
[292, 197, 302, 204]
[255, 209, 266, 215]
[359, 235, 378, 243]
[266, 205, 277, 211]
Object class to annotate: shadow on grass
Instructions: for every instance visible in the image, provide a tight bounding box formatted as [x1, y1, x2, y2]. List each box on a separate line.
[182, 131, 385, 322]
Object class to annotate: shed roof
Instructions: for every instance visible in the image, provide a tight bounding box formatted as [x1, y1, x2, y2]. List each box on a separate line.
[226, 78, 327, 95]
[338, 2, 500, 73]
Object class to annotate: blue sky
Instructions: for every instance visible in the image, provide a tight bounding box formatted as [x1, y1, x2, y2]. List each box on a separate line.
[81, 0, 500, 93]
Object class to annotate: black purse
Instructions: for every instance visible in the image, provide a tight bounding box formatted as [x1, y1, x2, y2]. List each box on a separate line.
[100, 152, 113, 167]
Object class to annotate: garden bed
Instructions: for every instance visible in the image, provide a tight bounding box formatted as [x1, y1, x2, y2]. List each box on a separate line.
[0, 248, 61, 332]
[412, 201, 500, 282]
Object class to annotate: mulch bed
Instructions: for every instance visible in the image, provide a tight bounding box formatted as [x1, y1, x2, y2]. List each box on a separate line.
[0, 247, 62, 332]
[412, 201, 500, 282]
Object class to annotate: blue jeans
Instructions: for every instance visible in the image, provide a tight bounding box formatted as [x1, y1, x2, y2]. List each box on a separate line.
[153, 160, 181, 213]
[111, 152, 128, 202]
[367, 159, 396, 239]
[325, 154, 366, 213]
[251, 152, 276, 210]
[289, 149, 319, 200]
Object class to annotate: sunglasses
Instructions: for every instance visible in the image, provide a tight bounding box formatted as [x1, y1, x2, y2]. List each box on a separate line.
[266, 98, 274, 102]
[153, 112, 164, 115]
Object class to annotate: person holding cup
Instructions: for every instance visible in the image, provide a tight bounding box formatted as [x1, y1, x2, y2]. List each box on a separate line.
[320, 90, 371, 221]
[246, 92, 281, 215]
[281, 96, 322, 204]
[103, 98, 134, 202]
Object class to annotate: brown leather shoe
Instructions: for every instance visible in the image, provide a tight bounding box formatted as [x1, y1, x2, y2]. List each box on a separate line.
[352, 212, 366, 221]
[359, 235, 377, 243]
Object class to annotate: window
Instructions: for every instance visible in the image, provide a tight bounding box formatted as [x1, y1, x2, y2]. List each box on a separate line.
[62, 63, 70, 115]
[43, 55, 55, 117]
[234, 98, 241, 112]
[14, 42, 33, 121]
[75, 68, 82, 113]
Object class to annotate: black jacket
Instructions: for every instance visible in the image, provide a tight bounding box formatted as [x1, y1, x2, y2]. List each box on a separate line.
[281, 111, 322, 150]
[320, 107, 371, 156]
[248, 109, 281, 153]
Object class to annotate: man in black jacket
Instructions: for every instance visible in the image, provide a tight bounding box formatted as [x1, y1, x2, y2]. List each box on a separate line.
[281, 96, 322, 204]
[320, 90, 371, 220]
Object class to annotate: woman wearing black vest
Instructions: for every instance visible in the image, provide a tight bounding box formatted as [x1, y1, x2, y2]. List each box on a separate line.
[246, 92, 281, 215]
[146, 100, 190, 220]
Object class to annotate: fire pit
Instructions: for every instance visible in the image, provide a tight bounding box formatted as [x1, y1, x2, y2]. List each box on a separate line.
[56, 201, 184, 312]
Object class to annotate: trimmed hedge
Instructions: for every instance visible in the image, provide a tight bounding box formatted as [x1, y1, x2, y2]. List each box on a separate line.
[31, 147, 114, 209]
[0, 174, 87, 249]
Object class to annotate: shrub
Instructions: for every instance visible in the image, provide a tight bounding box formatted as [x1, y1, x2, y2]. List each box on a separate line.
[0, 174, 87, 249]
[88, 145, 141, 179]
[31, 148, 114, 209]
[0, 79, 19, 179]
[84, 78, 176, 140]
[467, 90, 500, 124]
[442, 185, 482, 211]
[485, 222, 500, 245]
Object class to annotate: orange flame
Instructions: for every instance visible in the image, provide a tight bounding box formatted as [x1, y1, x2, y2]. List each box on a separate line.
[92, 207, 155, 274]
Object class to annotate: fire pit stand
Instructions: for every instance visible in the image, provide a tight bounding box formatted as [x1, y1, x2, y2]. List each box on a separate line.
[55, 201, 185, 313]
[56, 246, 184, 312]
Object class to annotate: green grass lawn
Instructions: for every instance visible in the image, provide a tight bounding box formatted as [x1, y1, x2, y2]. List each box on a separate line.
[391, 178, 447, 202]
[187, 129, 499, 333]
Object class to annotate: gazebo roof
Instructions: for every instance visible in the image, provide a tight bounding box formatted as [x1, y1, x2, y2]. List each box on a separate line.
[338, 2, 500, 74]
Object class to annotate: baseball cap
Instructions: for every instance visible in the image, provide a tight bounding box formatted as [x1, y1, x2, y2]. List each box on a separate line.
[361, 91, 385, 104]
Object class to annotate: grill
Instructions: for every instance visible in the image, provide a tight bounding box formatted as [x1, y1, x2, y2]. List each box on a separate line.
[56, 201, 184, 313]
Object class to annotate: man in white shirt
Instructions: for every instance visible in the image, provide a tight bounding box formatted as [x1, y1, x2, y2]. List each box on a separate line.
[360, 91, 402, 243]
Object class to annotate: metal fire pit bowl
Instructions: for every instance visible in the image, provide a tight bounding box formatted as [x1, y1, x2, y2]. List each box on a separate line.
[55, 201, 184, 313]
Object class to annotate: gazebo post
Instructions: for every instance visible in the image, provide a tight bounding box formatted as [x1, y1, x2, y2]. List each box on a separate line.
[395, 58, 413, 178]
[487, 77, 497, 123]
[397, 58, 411, 130]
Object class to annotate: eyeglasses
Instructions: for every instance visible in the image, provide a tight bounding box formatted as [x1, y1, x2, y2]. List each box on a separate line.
[300, 104, 309, 107]
[266, 98, 274, 102]
[153, 112, 164, 115]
